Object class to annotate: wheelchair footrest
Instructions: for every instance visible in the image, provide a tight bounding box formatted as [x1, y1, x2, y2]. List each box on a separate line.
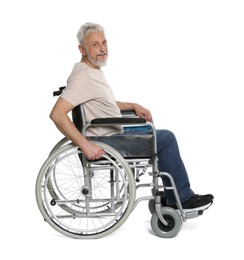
[184, 210, 204, 219]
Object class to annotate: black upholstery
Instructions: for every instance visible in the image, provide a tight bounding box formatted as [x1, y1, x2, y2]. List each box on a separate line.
[72, 105, 84, 132]
[89, 135, 154, 158]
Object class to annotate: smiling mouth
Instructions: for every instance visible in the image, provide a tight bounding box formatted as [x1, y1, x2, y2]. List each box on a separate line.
[97, 52, 107, 57]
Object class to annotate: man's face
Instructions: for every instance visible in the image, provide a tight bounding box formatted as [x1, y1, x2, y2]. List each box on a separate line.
[81, 32, 108, 68]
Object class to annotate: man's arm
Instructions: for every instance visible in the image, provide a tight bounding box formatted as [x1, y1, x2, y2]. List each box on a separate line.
[116, 101, 153, 122]
[50, 97, 105, 160]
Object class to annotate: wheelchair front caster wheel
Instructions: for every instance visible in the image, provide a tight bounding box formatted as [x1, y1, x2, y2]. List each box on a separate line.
[150, 206, 182, 238]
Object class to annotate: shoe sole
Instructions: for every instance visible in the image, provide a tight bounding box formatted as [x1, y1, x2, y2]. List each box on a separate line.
[179, 201, 213, 214]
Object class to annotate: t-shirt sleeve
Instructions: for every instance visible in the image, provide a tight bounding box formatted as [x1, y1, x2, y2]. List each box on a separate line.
[61, 71, 93, 107]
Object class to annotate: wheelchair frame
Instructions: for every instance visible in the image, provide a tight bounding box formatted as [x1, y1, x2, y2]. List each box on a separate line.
[35, 87, 200, 239]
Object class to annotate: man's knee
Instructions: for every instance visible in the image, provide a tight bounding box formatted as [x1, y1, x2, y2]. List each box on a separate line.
[156, 129, 176, 150]
[157, 129, 175, 141]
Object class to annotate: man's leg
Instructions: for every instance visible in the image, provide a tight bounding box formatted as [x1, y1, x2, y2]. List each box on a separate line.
[156, 129, 194, 205]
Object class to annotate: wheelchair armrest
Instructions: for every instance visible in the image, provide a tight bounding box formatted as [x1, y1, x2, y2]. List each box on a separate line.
[91, 117, 146, 125]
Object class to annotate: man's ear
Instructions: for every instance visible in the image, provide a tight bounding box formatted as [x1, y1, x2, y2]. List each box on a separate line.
[78, 45, 86, 56]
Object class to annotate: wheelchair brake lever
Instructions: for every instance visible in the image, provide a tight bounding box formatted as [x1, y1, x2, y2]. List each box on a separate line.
[148, 153, 157, 165]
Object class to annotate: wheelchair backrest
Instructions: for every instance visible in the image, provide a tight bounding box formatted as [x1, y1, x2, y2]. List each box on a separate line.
[72, 105, 85, 132]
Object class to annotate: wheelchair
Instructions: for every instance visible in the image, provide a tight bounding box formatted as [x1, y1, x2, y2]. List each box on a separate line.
[35, 87, 201, 239]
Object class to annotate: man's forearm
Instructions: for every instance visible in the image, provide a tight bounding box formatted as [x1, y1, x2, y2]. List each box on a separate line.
[116, 101, 136, 111]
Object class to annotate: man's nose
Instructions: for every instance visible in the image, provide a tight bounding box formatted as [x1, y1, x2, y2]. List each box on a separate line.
[99, 45, 106, 52]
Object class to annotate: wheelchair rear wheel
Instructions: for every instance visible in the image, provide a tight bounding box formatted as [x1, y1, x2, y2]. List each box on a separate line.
[48, 137, 69, 156]
[36, 141, 136, 239]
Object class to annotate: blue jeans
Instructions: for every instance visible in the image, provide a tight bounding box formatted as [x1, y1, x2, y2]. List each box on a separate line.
[121, 127, 194, 204]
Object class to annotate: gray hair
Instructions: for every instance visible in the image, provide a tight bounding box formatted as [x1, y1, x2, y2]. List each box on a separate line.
[77, 22, 105, 46]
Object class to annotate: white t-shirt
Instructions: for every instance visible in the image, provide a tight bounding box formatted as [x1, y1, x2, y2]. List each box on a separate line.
[61, 62, 123, 136]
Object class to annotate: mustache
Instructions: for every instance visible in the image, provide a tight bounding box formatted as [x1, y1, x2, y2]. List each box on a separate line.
[97, 51, 107, 56]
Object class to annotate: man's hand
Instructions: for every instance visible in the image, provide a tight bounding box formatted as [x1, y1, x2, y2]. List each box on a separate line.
[80, 139, 105, 160]
[134, 103, 153, 122]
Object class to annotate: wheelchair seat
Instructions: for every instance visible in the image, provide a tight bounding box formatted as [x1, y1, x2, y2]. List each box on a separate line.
[72, 103, 155, 158]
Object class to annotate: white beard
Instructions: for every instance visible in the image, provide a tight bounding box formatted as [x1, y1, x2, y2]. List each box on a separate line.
[85, 51, 107, 68]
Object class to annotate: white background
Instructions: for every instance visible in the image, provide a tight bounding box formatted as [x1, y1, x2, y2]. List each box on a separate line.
[1, 0, 243, 259]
